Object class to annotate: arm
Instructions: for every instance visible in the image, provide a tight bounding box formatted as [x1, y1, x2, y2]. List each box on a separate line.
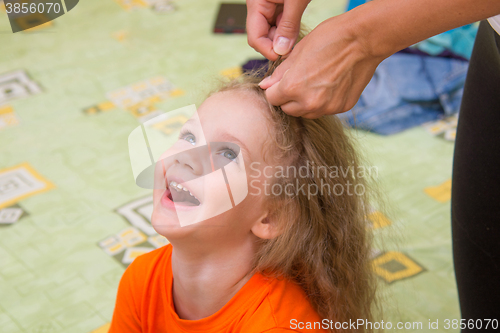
[254, 0, 500, 118]
[357, 0, 500, 59]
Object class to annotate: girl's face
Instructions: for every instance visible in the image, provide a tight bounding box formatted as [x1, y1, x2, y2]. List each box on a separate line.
[151, 89, 274, 246]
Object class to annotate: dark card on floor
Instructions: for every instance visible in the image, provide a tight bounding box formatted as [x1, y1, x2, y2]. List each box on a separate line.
[214, 3, 247, 34]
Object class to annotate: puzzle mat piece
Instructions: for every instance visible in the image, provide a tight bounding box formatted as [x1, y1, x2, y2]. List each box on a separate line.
[113, 0, 148, 10]
[112, 30, 129, 42]
[98, 195, 170, 266]
[367, 210, 392, 229]
[424, 179, 452, 203]
[0, 70, 42, 105]
[0, 162, 55, 209]
[85, 77, 184, 121]
[0, 105, 20, 129]
[115, 195, 156, 235]
[125, 91, 185, 122]
[0, 203, 29, 225]
[422, 114, 458, 141]
[152, 0, 175, 12]
[113, 0, 175, 12]
[89, 323, 110, 333]
[98, 226, 169, 267]
[15, 13, 54, 32]
[372, 251, 425, 284]
[106, 76, 173, 108]
[220, 66, 243, 79]
[83, 101, 116, 115]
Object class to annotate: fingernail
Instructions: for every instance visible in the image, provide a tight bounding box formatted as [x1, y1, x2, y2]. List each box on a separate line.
[274, 36, 290, 55]
[258, 76, 271, 88]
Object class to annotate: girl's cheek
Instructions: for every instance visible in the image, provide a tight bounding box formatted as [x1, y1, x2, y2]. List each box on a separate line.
[224, 163, 250, 204]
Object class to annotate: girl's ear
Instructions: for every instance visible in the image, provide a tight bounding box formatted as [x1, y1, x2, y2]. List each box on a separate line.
[251, 214, 282, 239]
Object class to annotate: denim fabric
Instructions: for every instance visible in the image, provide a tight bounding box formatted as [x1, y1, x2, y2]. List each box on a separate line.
[337, 53, 469, 135]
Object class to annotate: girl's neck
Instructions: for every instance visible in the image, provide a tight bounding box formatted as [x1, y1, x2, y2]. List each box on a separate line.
[170, 239, 256, 320]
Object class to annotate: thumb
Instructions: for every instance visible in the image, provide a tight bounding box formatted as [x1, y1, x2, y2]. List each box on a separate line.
[273, 0, 308, 55]
[258, 58, 291, 90]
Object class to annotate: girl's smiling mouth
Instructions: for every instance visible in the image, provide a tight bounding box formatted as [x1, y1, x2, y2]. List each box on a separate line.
[160, 173, 202, 211]
[167, 180, 201, 206]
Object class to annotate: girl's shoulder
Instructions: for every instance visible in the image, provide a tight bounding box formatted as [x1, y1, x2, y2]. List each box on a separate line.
[109, 244, 173, 333]
[121, 243, 173, 288]
[240, 274, 325, 332]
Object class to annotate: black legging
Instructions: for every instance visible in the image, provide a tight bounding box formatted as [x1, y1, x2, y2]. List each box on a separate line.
[452, 21, 500, 331]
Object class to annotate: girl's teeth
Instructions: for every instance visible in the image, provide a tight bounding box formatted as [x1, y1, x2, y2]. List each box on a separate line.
[169, 181, 197, 199]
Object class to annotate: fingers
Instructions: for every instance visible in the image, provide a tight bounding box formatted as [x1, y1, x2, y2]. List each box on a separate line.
[279, 100, 344, 118]
[259, 53, 292, 87]
[268, 25, 277, 42]
[247, 8, 279, 60]
[278, 100, 306, 117]
[262, 73, 349, 119]
[273, 0, 309, 55]
[262, 67, 295, 106]
[269, 100, 328, 119]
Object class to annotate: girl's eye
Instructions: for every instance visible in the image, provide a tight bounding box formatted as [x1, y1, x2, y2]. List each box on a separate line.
[222, 149, 237, 161]
[182, 134, 196, 145]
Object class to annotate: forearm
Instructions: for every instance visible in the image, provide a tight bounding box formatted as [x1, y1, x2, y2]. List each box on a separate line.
[347, 0, 500, 59]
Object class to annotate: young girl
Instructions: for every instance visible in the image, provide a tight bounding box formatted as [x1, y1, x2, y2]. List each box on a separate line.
[109, 59, 378, 332]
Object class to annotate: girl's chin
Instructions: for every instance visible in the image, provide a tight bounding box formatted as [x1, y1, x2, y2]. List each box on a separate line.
[151, 211, 182, 231]
[151, 202, 203, 232]
[151, 212, 205, 242]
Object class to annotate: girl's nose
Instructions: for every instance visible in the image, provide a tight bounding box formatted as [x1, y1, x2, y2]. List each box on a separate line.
[173, 145, 210, 176]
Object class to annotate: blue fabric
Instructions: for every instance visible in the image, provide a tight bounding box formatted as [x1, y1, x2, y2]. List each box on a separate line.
[345, 1, 478, 59]
[411, 24, 478, 60]
[337, 53, 469, 135]
[346, 0, 366, 11]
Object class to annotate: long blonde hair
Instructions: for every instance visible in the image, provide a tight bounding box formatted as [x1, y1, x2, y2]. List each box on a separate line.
[204, 29, 380, 333]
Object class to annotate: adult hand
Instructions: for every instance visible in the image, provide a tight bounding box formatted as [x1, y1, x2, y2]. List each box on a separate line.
[246, 0, 310, 60]
[258, 13, 385, 118]
[256, 0, 500, 118]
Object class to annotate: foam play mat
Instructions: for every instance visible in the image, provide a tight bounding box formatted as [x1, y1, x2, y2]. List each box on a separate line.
[0, 0, 460, 332]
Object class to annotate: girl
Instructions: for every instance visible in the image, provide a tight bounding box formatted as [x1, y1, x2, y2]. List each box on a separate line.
[109, 58, 379, 333]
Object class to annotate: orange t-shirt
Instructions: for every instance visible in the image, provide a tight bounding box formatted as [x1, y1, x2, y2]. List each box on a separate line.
[109, 244, 327, 333]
